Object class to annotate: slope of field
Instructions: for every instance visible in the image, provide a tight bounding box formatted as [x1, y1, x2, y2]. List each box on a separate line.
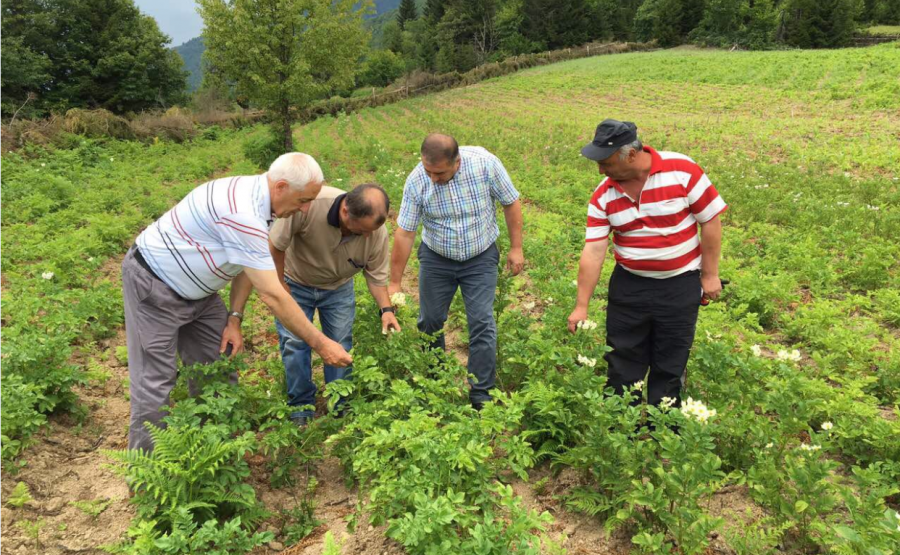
[2, 43, 899, 554]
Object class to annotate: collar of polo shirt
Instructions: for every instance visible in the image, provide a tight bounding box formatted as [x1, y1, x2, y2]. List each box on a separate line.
[326, 193, 347, 228]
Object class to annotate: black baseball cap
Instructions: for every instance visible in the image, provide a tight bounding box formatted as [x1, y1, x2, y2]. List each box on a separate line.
[581, 119, 638, 161]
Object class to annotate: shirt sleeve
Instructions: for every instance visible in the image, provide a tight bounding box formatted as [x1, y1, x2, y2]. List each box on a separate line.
[397, 172, 423, 232]
[217, 212, 275, 270]
[684, 163, 728, 223]
[586, 181, 611, 242]
[363, 228, 391, 287]
[489, 155, 520, 206]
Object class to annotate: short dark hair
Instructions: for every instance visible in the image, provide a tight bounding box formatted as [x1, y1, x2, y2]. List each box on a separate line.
[345, 183, 389, 226]
[421, 133, 459, 165]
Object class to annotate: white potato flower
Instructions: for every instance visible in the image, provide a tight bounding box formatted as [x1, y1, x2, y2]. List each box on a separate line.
[576, 355, 596, 368]
[776, 349, 802, 362]
[680, 397, 717, 424]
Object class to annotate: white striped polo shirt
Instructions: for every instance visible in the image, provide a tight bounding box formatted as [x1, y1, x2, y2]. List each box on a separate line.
[585, 146, 727, 279]
[136, 174, 275, 300]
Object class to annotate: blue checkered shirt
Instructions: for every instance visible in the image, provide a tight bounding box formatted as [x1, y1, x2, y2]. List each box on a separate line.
[397, 146, 520, 261]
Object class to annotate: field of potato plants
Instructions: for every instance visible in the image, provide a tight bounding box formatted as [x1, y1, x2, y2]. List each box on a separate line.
[2, 43, 899, 555]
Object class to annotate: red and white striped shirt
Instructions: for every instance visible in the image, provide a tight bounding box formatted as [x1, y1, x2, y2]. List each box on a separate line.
[585, 146, 727, 279]
[136, 174, 275, 300]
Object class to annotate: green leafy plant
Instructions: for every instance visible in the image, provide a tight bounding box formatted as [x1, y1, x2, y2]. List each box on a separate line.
[7, 481, 33, 508]
[70, 498, 114, 520]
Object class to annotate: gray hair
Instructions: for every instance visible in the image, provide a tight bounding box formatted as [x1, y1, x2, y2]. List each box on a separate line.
[618, 139, 643, 161]
[268, 152, 324, 192]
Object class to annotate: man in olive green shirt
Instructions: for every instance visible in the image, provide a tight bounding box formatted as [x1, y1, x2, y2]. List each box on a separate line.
[269, 183, 399, 426]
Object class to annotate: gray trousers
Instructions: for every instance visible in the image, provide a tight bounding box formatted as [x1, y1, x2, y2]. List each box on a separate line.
[121, 248, 231, 452]
[417, 242, 499, 404]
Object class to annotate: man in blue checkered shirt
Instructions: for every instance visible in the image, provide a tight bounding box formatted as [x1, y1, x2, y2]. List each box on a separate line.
[390, 133, 525, 410]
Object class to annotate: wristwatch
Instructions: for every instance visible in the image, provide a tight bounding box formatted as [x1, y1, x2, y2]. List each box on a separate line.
[380, 306, 395, 316]
[228, 311, 244, 321]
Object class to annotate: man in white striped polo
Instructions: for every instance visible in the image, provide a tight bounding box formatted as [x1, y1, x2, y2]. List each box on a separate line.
[123, 153, 352, 452]
[567, 120, 727, 406]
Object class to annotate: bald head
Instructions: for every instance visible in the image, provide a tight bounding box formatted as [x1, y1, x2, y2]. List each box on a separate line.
[421, 133, 459, 165]
[345, 183, 389, 226]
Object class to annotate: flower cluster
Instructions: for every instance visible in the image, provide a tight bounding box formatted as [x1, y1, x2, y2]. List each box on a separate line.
[42, 271, 54, 280]
[631, 380, 644, 392]
[750, 344, 763, 357]
[799, 443, 822, 452]
[576, 355, 596, 368]
[680, 397, 717, 424]
[820, 421, 834, 431]
[776, 349, 802, 362]
[576, 319, 598, 331]
[522, 301, 536, 310]
[659, 396, 677, 409]
[390, 292, 407, 307]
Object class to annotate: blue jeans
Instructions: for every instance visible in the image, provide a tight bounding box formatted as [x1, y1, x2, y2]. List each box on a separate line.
[275, 278, 355, 418]
[417, 242, 499, 404]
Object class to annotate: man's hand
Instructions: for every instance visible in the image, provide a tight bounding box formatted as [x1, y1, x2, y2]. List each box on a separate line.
[506, 247, 525, 275]
[382, 312, 401, 334]
[316, 337, 353, 367]
[701, 274, 722, 301]
[219, 319, 244, 357]
[388, 282, 402, 298]
[567, 306, 589, 334]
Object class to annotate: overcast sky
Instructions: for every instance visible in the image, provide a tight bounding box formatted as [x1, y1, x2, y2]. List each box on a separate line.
[134, 0, 203, 47]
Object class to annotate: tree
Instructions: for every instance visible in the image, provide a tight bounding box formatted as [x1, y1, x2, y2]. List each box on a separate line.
[397, 0, 418, 29]
[359, 50, 406, 87]
[634, 0, 685, 46]
[1, 0, 187, 118]
[521, 0, 590, 50]
[382, 19, 406, 52]
[874, 0, 900, 23]
[424, 0, 446, 24]
[690, 0, 742, 45]
[781, 0, 859, 47]
[198, 0, 370, 151]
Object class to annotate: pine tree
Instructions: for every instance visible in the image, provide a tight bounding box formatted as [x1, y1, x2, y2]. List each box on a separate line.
[397, 0, 418, 30]
[424, 0, 446, 24]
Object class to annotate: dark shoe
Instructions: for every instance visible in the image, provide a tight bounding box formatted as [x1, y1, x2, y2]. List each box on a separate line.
[291, 415, 311, 428]
[471, 401, 485, 412]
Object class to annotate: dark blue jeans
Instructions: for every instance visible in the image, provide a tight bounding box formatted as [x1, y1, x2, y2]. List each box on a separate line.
[275, 278, 355, 418]
[417, 242, 499, 404]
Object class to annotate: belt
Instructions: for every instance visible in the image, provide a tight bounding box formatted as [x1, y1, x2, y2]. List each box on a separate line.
[132, 246, 163, 282]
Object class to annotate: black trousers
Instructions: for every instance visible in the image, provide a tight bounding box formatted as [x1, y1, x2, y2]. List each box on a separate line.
[605, 265, 701, 406]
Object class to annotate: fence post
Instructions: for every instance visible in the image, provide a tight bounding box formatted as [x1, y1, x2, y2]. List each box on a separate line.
[372, 87, 375, 97]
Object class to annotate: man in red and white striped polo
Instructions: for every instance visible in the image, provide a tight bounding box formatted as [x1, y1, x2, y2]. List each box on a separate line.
[567, 119, 726, 407]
